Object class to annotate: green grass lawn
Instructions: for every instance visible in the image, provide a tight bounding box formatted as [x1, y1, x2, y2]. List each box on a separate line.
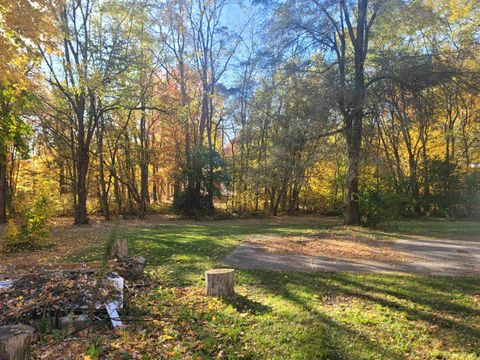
[69, 217, 480, 359]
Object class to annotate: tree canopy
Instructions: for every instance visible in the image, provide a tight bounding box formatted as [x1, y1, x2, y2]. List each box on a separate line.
[0, 0, 479, 226]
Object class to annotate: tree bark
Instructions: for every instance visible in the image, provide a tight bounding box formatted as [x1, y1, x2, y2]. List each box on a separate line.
[0, 325, 34, 360]
[344, 111, 362, 225]
[74, 149, 89, 225]
[97, 118, 110, 220]
[139, 108, 148, 219]
[205, 269, 235, 298]
[0, 152, 7, 224]
[337, 0, 370, 225]
[111, 238, 128, 261]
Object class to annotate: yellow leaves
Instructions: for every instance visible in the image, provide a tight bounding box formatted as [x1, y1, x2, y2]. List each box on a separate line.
[15, 295, 24, 306]
[424, 0, 476, 23]
[160, 334, 174, 341]
[0, 0, 57, 87]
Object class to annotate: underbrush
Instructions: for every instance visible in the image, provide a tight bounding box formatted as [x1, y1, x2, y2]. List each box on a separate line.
[359, 191, 410, 227]
[1, 195, 51, 253]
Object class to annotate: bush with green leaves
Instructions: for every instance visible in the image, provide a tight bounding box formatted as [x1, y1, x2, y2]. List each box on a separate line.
[462, 172, 480, 218]
[359, 191, 410, 227]
[2, 195, 50, 252]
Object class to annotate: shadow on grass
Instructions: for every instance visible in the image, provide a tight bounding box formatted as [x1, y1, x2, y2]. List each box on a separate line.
[69, 221, 338, 285]
[243, 269, 480, 358]
[223, 294, 272, 315]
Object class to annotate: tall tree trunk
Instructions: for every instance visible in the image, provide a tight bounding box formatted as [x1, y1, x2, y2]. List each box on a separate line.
[74, 98, 89, 225]
[344, 110, 362, 224]
[0, 151, 7, 224]
[139, 108, 148, 219]
[421, 133, 430, 209]
[113, 168, 122, 214]
[409, 154, 421, 214]
[74, 151, 89, 224]
[340, 0, 368, 225]
[206, 116, 214, 212]
[97, 119, 110, 220]
[152, 176, 158, 203]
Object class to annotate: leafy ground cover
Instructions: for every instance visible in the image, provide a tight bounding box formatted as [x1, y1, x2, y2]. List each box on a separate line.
[22, 216, 480, 358]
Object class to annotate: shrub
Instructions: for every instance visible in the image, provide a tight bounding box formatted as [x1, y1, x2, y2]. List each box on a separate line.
[2, 195, 50, 252]
[462, 172, 480, 218]
[359, 191, 409, 227]
[1, 219, 20, 252]
[172, 187, 211, 218]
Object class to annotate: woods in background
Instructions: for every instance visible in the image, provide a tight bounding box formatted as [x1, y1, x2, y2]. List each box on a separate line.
[0, 0, 479, 228]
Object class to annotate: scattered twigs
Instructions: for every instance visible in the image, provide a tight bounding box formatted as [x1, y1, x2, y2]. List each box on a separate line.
[0, 271, 121, 326]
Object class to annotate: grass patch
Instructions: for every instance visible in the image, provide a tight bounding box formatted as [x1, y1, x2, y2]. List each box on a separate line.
[62, 217, 480, 359]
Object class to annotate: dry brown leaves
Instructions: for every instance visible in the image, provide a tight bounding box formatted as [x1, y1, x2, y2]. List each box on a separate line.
[0, 271, 121, 325]
[0, 214, 181, 269]
[249, 232, 412, 263]
[31, 286, 243, 359]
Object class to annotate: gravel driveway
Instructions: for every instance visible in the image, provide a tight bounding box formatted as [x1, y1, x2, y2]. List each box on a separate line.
[223, 238, 480, 275]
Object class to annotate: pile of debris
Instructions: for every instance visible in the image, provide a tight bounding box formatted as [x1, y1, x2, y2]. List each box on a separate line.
[0, 238, 145, 327]
[0, 270, 122, 327]
[0, 239, 146, 359]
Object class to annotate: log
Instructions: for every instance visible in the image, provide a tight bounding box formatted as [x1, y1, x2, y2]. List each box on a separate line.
[0, 325, 34, 360]
[111, 239, 128, 261]
[205, 269, 235, 298]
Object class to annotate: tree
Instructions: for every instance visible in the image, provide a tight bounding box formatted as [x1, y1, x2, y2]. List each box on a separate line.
[0, 0, 55, 86]
[38, 0, 135, 224]
[271, 0, 386, 223]
[0, 0, 54, 223]
[0, 89, 31, 223]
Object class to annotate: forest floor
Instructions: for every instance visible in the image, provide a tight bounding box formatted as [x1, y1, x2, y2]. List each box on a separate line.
[1, 215, 480, 358]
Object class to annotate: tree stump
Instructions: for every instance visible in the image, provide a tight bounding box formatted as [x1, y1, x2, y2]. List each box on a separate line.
[111, 239, 128, 261]
[0, 325, 34, 360]
[205, 269, 235, 298]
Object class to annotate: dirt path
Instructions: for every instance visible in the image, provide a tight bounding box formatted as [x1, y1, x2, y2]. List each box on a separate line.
[223, 238, 480, 275]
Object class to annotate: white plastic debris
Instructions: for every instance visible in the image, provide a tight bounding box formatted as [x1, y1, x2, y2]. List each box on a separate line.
[105, 274, 124, 328]
[104, 303, 123, 328]
[0, 280, 13, 290]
